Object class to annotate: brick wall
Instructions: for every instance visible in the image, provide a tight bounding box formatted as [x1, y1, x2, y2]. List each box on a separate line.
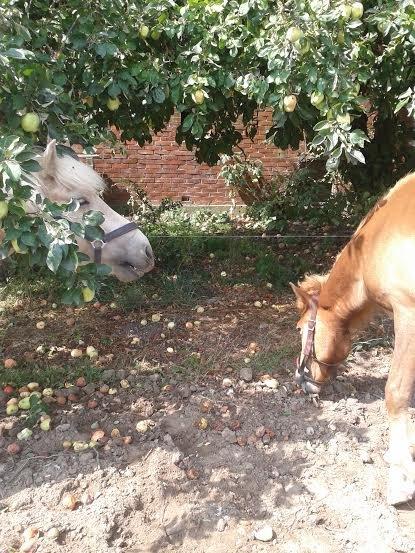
[94, 110, 302, 206]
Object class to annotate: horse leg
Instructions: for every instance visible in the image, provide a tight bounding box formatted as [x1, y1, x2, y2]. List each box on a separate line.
[384, 310, 415, 505]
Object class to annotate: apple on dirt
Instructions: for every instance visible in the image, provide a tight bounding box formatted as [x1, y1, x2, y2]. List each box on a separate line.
[283, 95, 297, 113]
[106, 97, 120, 111]
[20, 112, 40, 133]
[82, 287, 95, 302]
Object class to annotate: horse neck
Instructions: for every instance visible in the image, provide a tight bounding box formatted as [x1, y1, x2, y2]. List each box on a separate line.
[319, 243, 372, 331]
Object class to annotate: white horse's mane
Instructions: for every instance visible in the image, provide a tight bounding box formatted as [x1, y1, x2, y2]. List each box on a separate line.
[31, 144, 106, 198]
[48, 154, 106, 195]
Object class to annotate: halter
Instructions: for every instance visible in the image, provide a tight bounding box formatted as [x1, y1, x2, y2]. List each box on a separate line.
[296, 297, 341, 390]
[90, 222, 138, 264]
[54, 213, 138, 264]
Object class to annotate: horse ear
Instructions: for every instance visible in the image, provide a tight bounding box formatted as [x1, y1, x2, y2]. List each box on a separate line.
[42, 139, 58, 177]
[289, 282, 312, 310]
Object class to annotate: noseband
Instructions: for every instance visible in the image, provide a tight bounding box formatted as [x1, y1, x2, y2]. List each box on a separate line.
[296, 298, 340, 390]
[55, 212, 138, 264]
[90, 222, 138, 264]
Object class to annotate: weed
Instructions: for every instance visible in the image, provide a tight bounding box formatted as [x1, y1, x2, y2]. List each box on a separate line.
[0, 360, 103, 389]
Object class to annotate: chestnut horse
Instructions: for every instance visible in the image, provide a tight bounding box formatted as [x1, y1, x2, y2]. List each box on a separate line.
[291, 172, 415, 506]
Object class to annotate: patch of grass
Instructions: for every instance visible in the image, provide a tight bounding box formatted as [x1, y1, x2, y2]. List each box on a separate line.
[246, 344, 299, 376]
[0, 360, 103, 389]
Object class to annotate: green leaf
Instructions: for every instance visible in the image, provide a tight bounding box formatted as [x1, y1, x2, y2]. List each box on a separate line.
[46, 242, 63, 272]
[83, 210, 105, 226]
[96, 263, 112, 276]
[152, 87, 166, 104]
[21, 160, 41, 173]
[182, 113, 194, 132]
[21, 232, 37, 246]
[3, 48, 34, 59]
[3, 161, 21, 182]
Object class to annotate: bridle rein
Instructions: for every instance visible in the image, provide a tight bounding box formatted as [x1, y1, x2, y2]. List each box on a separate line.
[296, 297, 341, 391]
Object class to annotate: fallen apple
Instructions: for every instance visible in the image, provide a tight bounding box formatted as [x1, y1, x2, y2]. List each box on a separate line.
[17, 428, 33, 440]
[7, 442, 21, 455]
[6, 403, 19, 416]
[82, 287, 95, 302]
[4, 358, 17, 369]
[18, 397, 31, 410]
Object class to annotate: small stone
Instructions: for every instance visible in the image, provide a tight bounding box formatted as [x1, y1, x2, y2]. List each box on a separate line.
[263, 378, 279, 389]
[136, 420, 150, 433]
[254, 525, 273, 542]
[166, 347, 174, 354]
[239, 367, 253, 382]
[76, 377, 87, 388]
[306, 426, 315, 436]
[46, 527, 59, 540]
[217, 518, 226, 532]
[221, 427, 237, 443]
[151, 313, 161, 322]
[222, 378, 233, 388]
[255, 426, 266, 438]
[83, 383, 96, 395]
[36, 321, 45, 329]
[120, 379, 130, 389]
[254, 301, 262, 308]
[361, 450, 373, 464]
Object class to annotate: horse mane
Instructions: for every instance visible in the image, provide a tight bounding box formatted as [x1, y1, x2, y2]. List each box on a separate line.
[295, 273, 329, 314]
[34, 151, 106, 197]
[353, 172, 415, 235]
[53, 155, 106, 194]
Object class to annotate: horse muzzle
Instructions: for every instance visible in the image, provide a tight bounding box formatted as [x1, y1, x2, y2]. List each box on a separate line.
[295, 359, 322, 396]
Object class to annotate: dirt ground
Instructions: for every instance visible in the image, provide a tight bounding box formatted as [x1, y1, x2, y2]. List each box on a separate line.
[0, 284, 414, 553]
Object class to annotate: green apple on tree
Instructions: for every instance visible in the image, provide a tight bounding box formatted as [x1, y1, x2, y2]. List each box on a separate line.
[106, 97, 120, 111]
[283, 95, 297, 113]
[286, 27, 303, 43]
[20, 112, 40, 133]
[351, 2, 363, 19]
[139, 24, 149, 38]
[311, 91, 324, 107]
[193, 89, 206, 105]
[0, 201, 8, 219]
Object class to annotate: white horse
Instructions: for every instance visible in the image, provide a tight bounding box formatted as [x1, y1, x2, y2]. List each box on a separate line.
[26, 140, 154, 281]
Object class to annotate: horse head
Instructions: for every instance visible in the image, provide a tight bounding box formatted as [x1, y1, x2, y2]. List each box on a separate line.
[35, 141, 154, 282]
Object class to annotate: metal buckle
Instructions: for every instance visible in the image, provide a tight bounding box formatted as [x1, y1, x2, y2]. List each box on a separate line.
[91, 239, 104, 249]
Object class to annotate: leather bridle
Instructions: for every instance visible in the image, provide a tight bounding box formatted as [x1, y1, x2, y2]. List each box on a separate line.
[90, 222, 138, 264]
[296, 297, 341, 390]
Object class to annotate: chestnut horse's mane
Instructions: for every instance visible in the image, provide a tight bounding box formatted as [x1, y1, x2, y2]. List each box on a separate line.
[295, 172, 415, 320]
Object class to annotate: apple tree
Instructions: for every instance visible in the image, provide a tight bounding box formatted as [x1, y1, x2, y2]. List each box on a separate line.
[1, 0, 415, 300]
